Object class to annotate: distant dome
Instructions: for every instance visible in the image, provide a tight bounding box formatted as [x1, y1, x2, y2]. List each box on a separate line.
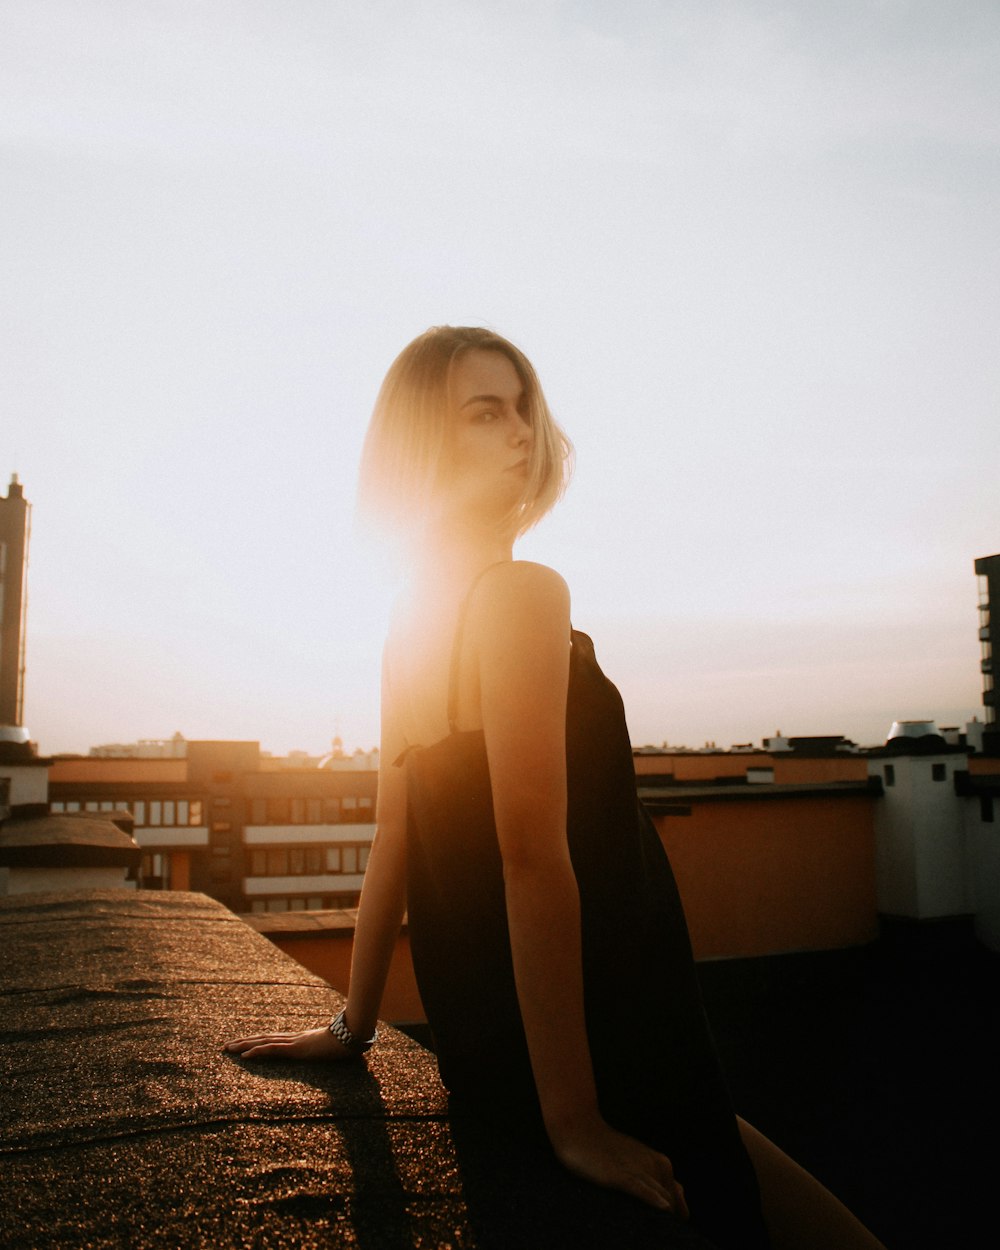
[887, 720, 939, 740]
[0, 726, 30, 744]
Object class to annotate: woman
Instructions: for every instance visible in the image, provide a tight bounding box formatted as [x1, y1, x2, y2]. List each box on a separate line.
[226, 327, 886, 1250]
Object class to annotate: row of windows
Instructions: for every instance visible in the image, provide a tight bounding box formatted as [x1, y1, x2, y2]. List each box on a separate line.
[51, 796, 375, 827]
[52, 799, 204, 826]
[247, 894, 361, 914]
[247, 844, 371, 877]
[247, 796, 373, 825]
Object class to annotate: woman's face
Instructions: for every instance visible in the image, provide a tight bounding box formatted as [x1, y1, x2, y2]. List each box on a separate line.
[441, 349, 533, 526]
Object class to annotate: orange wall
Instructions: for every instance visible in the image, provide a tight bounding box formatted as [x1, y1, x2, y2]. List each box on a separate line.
[771, 757, 868, 783]
[268, 929, 426, 1024]
[633, 752, 869, 784]
[652, 795, 878, 959]
[634, 753, 771, 780]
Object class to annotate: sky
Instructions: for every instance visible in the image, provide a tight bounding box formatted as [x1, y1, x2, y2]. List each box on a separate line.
[2, 0, 998, 756]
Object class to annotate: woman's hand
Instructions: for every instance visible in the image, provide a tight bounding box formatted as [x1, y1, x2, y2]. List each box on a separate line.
[551, 1115, 688, 1217]
[223, 1025, 356, 1061]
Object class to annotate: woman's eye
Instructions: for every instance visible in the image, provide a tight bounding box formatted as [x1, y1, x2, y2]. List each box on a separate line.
[475, 409, 499, 423]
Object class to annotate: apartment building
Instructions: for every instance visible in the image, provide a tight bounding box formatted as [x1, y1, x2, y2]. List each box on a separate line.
[47, 739, 376, 914]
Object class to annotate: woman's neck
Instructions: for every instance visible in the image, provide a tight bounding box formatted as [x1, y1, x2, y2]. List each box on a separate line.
[410, 524, 514, 589]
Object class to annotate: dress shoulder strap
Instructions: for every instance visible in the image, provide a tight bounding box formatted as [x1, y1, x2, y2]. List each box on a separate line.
[446, 561, 508, 734]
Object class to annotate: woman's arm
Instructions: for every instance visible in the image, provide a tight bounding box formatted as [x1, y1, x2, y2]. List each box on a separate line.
[473, 562, 687, 1215]
[224, 647, 408, 1060]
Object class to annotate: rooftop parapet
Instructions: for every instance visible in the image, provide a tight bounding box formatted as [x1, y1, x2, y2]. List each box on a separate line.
[0, 890, 715, 1249]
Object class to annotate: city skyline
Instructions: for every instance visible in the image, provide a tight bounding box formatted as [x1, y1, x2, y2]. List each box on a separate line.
[5, 2, 998, 756]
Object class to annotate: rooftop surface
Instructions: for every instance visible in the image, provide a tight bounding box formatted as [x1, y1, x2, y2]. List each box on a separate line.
[0, 890, 715, 1249]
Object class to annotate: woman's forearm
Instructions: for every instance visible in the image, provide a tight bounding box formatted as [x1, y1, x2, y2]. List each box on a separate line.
[503, 849, 602, 1140]
[344, 824, 407, 1039]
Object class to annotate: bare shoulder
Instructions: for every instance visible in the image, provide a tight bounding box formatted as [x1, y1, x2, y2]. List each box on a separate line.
[472, 560, 570, 625]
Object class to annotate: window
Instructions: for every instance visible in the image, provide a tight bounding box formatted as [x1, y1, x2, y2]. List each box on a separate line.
[307, 797, 322, 824]
[177, 800, 189, 825]
[85, 801, 99, 812]
[328, 891, 361, 909]
[982, 796, 995, 824]
[149, 801, 162, 826]
[163, 800, 175, 825]
[289, 848, 305, 874]
[932, 763, 946, 782]
[342, 847, 358, 874]
[67, 801, 80, 812]
[250, 798, 267, 825]
[290, 798, 305, 824]
[324, 798, 341, 823]
[100, 800, 114, 812]
[250, 850, 267, 875]
[133, 800, 145, 825]
[51, 801, 65, 813]
[884, 765, 895, 787]
[142, 852, 167, 882]
[267, 849, 288, 875]
[326, 847, 341, 872]
[304, 846, 323, 874]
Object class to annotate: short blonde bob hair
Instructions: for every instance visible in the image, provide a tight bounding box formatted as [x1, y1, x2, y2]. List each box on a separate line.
[357, 326, 572, 546]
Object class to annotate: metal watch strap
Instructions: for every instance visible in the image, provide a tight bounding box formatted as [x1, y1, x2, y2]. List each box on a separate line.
[328, 1008, 377, 1055]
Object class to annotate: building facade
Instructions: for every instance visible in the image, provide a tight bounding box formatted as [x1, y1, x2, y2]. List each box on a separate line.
[48, 740, 376, 913]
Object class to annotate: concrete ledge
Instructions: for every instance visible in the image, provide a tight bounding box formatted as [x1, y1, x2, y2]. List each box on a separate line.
[0, 890, 715, 1249]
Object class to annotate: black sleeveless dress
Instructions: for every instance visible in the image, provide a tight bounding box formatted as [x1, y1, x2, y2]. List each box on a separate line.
[401, 575, 769, 1249]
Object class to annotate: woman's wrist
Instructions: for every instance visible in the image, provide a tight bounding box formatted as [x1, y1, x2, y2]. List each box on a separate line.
[329, 1008, 378, 1055]
[542, 1101, 605, 1149]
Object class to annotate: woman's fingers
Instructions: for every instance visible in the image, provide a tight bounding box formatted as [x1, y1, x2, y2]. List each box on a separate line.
[555, 1123, 688, 1217]
[238, 1041, 298, 1059]
[223, 1024, 352, 1061]
[653, 1156, 688, 1219]
[224, 1036, 292, 1053]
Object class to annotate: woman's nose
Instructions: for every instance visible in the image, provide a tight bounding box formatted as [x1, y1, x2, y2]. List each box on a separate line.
[510, 412, 532, 444]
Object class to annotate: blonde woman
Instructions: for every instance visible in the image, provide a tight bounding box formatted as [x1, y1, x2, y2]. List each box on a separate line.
[227, 327, 886, 1250]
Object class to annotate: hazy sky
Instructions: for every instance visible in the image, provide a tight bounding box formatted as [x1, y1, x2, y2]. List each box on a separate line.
[4, 0, 998, 756]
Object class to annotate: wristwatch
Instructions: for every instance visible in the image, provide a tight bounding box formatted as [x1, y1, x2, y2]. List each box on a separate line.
[328, 1008, 378, 1055]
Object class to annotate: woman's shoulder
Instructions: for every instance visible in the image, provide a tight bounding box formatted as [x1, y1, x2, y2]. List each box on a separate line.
[471, 560, 570, 630]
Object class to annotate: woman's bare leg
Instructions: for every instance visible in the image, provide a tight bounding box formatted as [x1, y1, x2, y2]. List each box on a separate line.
[738, 1118, 888, 1250]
